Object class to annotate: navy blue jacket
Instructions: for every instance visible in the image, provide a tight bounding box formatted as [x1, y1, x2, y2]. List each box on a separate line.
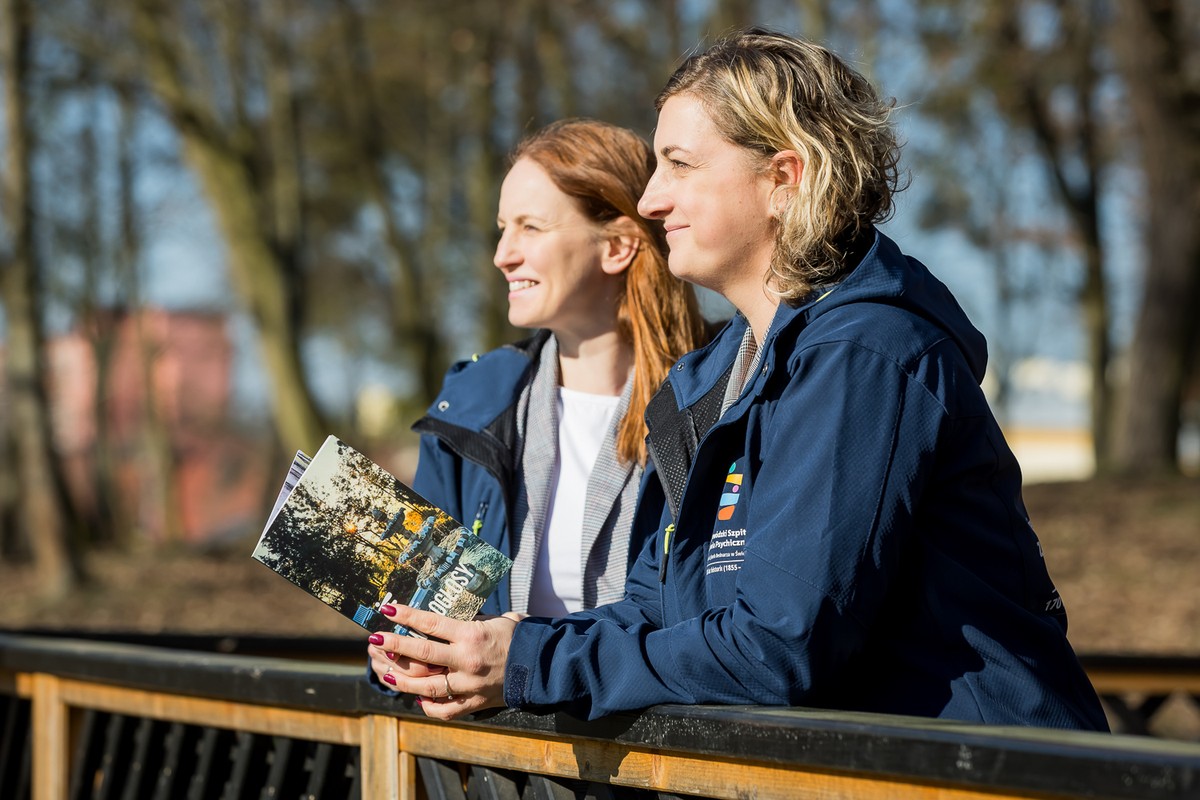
[409, 329, 648, 613]
[503, 231, 1108, 729]
[369, 330, 648, 696]
[408, 332, 547, 615]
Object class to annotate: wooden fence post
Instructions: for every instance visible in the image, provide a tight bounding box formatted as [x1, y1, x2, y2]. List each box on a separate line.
[360, 713, 403, 798]
[31, 673, 68, 800]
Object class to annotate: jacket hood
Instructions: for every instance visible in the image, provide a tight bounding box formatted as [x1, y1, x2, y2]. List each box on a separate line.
[800, 229, 988, 381]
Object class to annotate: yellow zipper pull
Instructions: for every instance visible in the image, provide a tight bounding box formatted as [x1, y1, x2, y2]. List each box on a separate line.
[659, 523, 676, 582]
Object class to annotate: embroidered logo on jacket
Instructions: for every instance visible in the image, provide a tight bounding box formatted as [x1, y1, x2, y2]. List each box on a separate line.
[717, 462, 743, 521]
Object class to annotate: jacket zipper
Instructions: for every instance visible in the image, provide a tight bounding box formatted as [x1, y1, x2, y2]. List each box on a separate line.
[472, 500, 489, 536]
[658, 523, 676, 582]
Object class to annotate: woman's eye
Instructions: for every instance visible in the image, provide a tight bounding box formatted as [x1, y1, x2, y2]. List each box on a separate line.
[670, 159, 691, 171]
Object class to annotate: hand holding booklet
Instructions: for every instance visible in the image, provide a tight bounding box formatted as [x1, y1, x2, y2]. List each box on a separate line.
[253, 435, 512, 636]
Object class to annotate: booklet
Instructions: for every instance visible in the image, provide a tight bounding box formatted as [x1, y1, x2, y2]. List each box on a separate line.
[253, 435, 512, 637]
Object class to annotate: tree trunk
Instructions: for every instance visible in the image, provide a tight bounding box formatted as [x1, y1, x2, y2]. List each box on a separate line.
[130, 0, 327, 454]
[1006, 2, 1113, 474]
[1112, 0, 1200, 474]
[1, 0, 80, 597]
[467, 19, 518, 352]
[180, 134, 327, 453]
[80, 107, 121, 546]
[333, 1, 446, 402]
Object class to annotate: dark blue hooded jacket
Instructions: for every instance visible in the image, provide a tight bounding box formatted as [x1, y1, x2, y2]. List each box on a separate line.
[368, 330, 652, 697]
[503, 230, 1109, 730]
[406, 332, 547, 616]
[407, 329, 650, 614]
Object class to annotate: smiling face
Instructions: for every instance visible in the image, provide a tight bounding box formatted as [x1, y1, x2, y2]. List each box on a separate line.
[494, 158, 625, 339]
[637, 94, 778, 302]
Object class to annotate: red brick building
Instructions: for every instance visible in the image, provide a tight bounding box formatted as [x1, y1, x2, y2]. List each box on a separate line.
[3, 308, 272, 543]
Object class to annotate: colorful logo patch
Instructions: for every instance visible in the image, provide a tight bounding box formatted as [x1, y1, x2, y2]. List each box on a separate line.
[717, 462, 743, 520]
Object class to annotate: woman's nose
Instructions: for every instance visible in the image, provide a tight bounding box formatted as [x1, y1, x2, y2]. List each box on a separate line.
[493, 230, 519, 269]
[637, 171, 669, 219]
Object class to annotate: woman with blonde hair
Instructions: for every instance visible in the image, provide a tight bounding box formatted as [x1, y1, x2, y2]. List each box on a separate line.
[367, 31, 1107, 731]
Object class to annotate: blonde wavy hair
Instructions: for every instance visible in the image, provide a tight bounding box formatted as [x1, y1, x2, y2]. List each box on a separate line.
[513, 119, 708, 465]
[656, 28, 903, 301]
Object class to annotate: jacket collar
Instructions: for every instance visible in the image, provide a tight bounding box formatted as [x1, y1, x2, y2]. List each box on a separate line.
[418, 329, 550, 433]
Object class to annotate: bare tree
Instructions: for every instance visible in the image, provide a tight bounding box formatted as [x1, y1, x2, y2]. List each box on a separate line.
[1, 0, 81, 595]
[1111, 0, 1200, 474]
[324, 0, 450, 400]
[75, 92, 123, 546]
[910, 0, 1117, 470]
[119, 0, 328, 454]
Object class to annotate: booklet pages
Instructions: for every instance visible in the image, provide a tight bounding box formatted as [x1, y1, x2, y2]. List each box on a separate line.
[253, 435, 512, 636]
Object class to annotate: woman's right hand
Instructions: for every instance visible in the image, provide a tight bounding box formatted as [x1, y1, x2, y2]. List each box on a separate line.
[367, 604, 521, 719]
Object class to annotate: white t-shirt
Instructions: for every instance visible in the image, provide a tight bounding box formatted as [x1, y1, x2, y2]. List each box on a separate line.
[526, 386, 621, 616]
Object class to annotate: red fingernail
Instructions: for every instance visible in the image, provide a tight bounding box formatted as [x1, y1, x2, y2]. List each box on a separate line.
[380, 604, 397, 616]
[369, 633, 384, 645]
[383, 673, 397, 686]
[386, 651, 397, 661]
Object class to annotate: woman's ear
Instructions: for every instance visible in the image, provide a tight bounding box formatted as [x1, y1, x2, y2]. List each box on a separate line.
[600, 216, 641, 276]
[768, 150, 803, 217]
[770, 150, 803, 187]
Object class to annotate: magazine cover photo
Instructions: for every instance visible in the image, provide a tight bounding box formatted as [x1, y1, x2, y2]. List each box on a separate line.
[253, 436, 511, 635]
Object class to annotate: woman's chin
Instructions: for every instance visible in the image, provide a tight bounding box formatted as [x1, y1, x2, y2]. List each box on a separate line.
[666, 263, 708, 290]
[506, 310, 541, 330]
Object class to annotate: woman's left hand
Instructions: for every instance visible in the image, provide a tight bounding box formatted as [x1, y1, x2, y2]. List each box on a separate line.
[370, 604, 524, 720]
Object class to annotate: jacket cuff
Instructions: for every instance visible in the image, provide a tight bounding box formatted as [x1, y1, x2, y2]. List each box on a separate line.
[503, 619, 544, 708]
[505, 664, 529, 709]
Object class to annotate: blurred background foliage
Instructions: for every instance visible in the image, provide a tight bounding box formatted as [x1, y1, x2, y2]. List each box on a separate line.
[0, 0, 1197, 600]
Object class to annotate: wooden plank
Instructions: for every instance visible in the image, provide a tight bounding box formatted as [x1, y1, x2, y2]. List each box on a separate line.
[95, 711, 131, 800]
[399, 750, 417, 800]
[223, 730, 265, 798]
[151, 722, 190, 800]
[360, 714, 400, 799]
[1087, 670, 1200, 693]
[53, 680, 360, 745]
[185, 726, 226, 800]
[397, 720, 1067, 800]
[31, 674, 69, 800]
[0, 671, 36, 700]
[302, 741, 334, 799]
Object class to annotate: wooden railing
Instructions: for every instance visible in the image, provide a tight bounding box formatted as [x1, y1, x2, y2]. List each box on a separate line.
[1082, 654, 1200, 738]
[10, 630, 1197, 738]
[1, 631, 1199, 800]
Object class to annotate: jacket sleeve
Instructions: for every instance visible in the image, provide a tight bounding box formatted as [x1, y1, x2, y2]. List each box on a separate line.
[504, 341, 944, 719]
[502, 467, 671, 710]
